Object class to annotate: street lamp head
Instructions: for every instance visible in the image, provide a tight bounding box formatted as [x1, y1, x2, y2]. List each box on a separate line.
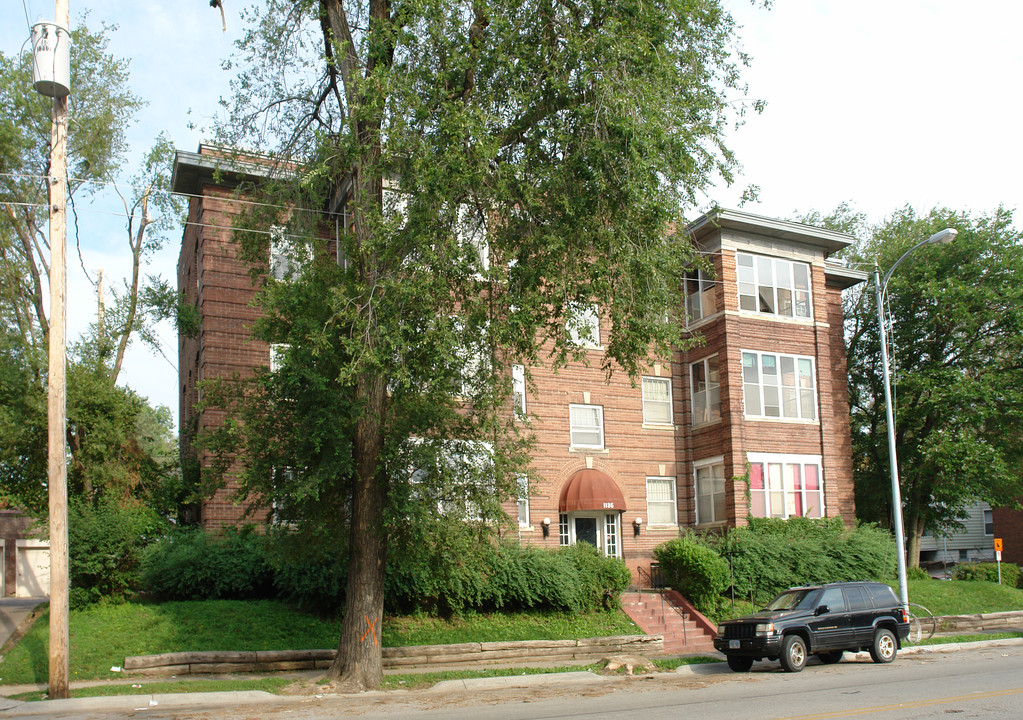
[926, 228, 957, 245]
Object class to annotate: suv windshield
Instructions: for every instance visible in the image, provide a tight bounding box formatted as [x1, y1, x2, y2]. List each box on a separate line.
[765, 589, 819, 612]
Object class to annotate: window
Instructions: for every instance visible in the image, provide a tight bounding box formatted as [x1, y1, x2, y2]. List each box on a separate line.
[748, 454, 824, 519]
[269, 343, 289, 373]
[690, 356, 721, 426]
[694, 459, 726, 524]
[517, 476, 530, 528]
[512, 364, 526, 419]
[684, 268, 716, 323]
[736, 253, 812, 319]
[269, 225, 307, 281]
[456, 203, 489, 272]
[451, 317, 490, 399]
[984, 508, 994, 536]
[569, 404, 604, 449]
[566, 303, 601, 347]
[559, 513, 569, 546]
[604, 513, 620, 557]
[742, 351, 817, 421]
[642, 377, 672, 425]
[646, 477, 677, 525]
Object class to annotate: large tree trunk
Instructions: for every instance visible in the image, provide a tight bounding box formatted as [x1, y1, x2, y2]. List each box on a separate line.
[905, 513, 925, 570]
[325, 371, 387, 690]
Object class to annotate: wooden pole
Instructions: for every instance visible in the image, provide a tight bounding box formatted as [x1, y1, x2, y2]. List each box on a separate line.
[47, 0, 71, 700]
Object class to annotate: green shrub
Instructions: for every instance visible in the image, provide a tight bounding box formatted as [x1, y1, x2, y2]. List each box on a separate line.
[952, 562, 1021, 588]
[68, 495, 166, 608]
[141, 527, 274, 601]
[654, 518, 896, 610]
[653, 533, 728, 616]
[906, 566, 931, 581]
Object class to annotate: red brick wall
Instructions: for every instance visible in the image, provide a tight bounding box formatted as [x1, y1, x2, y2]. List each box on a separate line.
[992, 505, 1023, 565]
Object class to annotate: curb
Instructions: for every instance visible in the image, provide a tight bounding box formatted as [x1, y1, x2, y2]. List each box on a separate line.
[4, 637, 1023, 716]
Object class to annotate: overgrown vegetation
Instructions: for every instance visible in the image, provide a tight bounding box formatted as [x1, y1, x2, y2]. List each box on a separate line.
[655, 518, 896, 615]
[951, 562, 1021, 589]
[140, 527, 630, 616]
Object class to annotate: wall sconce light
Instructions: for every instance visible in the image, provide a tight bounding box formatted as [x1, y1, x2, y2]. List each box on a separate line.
[541, 517, 551, 538]
[633, 517, 643, 536]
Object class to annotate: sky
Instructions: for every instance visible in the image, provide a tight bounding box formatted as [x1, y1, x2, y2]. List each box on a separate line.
[3, 0, 1021, 431]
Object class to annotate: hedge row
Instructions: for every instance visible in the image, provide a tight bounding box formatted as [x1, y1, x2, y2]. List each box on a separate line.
[654, 518, 896, 615]
[141, 527, 630, 615]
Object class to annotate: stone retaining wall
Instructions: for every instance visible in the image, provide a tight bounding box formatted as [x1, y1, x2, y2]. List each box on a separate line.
[932, 610, 1023, 636]
[123, 634, 663, 676]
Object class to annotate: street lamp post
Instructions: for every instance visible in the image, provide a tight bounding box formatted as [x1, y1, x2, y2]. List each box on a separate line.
[873, 227, 957, 612]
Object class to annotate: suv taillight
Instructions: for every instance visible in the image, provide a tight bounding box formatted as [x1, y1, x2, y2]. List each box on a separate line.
[899, 608, 909, 623]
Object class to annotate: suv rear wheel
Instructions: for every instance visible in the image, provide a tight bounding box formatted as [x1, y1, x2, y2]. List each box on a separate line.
[780, 634, 807, 673]
[869, 628, 897, 663]
[727, 655, 754, 672]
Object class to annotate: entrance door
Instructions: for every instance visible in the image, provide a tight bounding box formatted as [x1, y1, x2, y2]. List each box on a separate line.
[575, 517, 598, 547]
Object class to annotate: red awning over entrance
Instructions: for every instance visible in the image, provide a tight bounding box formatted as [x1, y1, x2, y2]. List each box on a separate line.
[559, 469, 627, 512]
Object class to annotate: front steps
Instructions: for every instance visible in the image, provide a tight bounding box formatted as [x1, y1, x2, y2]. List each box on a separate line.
[622, 591, 717, 655]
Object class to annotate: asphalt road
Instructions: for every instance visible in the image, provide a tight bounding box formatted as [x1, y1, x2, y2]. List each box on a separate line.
[8, 641, 1023, 720]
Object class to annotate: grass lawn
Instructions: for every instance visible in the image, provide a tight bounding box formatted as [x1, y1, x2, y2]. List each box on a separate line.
[0, 600, 639, 686]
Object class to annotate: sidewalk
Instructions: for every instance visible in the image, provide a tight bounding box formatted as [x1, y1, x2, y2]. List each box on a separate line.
[3, 637, 1022, 717]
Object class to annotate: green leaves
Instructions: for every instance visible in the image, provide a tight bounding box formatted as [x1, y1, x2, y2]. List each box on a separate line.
[844, 206, 1023, 557]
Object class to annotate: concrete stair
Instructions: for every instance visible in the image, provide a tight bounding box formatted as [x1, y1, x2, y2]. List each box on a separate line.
[622, 591, 717, 655]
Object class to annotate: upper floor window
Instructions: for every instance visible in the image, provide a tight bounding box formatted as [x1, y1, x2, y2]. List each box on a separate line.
[569, 403, 604, 449]
[747, 454, 824, 519]
[646, 476, 677, 525]
[742, 351, 817, 421]
[690, 356, 721, 426]
[684, 268, 716, 323]
[512, 364, 526, 419]
[642, 377, 672, 425]
[566, 303, 601, 348]
[270, 343, 290, 373]
[736, 253, 812, 319]
[456, 203, 490, 273]
[269, 225, 307, 281]
[984, 508, 994, 536]
[694, 459, 726, 525]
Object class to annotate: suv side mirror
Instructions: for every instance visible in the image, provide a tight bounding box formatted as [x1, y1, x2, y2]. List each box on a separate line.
[815, 604, 830, 616]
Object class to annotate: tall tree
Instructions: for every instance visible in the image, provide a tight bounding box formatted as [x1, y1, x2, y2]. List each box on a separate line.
[0, 21, 184, 516]
[844, 206, 1023, 567]
[213, 0, 757, 689]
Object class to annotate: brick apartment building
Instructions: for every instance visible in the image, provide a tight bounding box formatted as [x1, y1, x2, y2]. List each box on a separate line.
[172, 145, 866, 580]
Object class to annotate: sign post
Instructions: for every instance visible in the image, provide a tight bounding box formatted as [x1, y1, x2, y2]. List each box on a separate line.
[994, 538, 1003, 584]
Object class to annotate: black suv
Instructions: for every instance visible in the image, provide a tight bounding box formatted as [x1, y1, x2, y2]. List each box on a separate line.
[713, 581, 910, 673]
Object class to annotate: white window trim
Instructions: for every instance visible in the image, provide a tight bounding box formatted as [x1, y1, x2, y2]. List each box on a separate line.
[516, 475, 530, 528]
[736, 252, 814, 320]
[690, 356, 721, 427]
[566, 303, 602, 349]
[641, 376, 673, 426]
[746, 452, 825, 520]
[269, 225, 310, 282]
[741, 349, 819, 422]
[512, 364, 526, 419]
[569, 403, 605, 449]
[684, 268, 716, 325]
[645, 476, 678, 526]
[693, 456, 726, 526]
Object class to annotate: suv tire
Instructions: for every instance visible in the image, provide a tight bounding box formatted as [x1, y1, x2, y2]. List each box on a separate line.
[727, 655, 754, 672]
[818, 650, 843, 664]
[779, 634, 807, 673]
[869, 628, 897, 664]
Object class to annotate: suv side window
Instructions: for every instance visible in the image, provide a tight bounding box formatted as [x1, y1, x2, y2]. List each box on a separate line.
[818, 587, 846, 613]
[866, 584, 900, 608]
[844, 586, 871, 611]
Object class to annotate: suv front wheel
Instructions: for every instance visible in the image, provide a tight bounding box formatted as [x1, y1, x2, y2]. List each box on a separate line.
[780, 634, 807, 673]
[870, 628, 897, 663]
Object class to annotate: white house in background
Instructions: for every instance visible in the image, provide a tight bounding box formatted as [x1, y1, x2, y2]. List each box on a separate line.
[919, 501, 996, 571]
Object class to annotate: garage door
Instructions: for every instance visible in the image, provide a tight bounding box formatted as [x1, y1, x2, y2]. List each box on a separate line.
[16, 541, 50, 598]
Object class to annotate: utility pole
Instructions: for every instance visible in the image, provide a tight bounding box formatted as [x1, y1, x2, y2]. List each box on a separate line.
[46, 0, 71, 700]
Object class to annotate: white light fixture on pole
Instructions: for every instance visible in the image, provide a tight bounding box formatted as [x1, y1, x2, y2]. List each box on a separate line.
[873, 227, 957, 612]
